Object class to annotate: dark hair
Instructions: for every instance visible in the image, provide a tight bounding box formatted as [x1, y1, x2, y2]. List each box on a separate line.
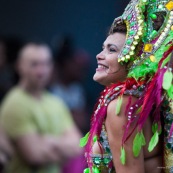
[153, 12, 166, 31]
[109, 23, 127, 35]
[54, 36, 75, 66]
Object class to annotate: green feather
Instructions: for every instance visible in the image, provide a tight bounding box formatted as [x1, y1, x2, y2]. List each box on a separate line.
[152, 123, 158, 133]
[163, 70, 173, 90]
[133, 132, 146, 157]
[115, 96, 123, 115]
[93, 135, 98, 143]
[136, 106, 142, 114]
[120, 147, 126, 165]
[161, 56, 170, 68]
[152, 123, 162, 135]
[148, 131, 159, 152]
[93, 167, 100, 173]
[79, 132, 89, 147]
[167, 85, 173, 99]
[83, 168, 90, 173]
[83, 167, 99, 173]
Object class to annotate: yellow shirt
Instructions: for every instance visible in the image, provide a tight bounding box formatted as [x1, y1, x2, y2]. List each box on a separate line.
[0, 87, 74, 173]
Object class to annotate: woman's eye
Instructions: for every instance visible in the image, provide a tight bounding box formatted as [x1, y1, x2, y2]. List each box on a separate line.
[109, 48, 116, 52]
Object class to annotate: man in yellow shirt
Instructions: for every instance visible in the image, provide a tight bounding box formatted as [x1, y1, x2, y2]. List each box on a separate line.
[0, 42, 82, 173]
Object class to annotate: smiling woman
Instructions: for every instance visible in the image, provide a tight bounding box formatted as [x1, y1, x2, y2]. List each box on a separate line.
[81, 0, 173, 173]
[93, 33, 127, 86]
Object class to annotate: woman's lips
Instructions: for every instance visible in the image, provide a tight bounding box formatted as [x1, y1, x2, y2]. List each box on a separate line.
[96, 64, 108, 71]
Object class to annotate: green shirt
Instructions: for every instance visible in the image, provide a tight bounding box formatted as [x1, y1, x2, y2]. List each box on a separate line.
[0, 87, 74, 173]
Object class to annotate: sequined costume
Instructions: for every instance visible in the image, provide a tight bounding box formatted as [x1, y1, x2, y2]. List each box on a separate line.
[80, 0, 173, 173]
[91, 125, 114, 173]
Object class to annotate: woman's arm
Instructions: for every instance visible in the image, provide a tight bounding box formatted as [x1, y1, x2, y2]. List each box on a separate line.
[105, 96, 145, 173]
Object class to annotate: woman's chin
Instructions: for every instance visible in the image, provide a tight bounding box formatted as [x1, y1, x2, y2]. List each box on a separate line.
[93, 73, 107, 86]
[93, 73, 100, 82]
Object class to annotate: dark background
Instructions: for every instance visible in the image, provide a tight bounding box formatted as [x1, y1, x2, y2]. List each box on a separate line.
[0, 0, 129, 106]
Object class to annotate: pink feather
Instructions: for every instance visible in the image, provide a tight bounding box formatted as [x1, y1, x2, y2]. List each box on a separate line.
[138, 46, 173, 130]
[85, 106, 107, 171]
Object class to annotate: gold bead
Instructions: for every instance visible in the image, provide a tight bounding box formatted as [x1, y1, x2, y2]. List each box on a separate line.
[159, 36, 164, 41]
[155, 43, 158, 47]
[138, 27, 143, 31]
[168, 20, 172, 24]
[130, 51, 134, 55]
[134, 35, 139, 40]
[143, 43, 153, 53]
[149, 55, 156, 62]
[157, 38, 161, 42]
[167, 24, 171, 28]
[131, 46, 135, 50]
[121, 57, 125, 61]
[133, 41, 138, 45]
[165, 1, 173, 11]
[138, 20, 143, 24]
[164, 27, 169, 32]
[126, 55, 130, 59]
[138, 31, 143, 36]
[171, 25, 173, 30]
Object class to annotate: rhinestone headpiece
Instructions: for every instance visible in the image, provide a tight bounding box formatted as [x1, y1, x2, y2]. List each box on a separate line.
[111, 0, 173, 65]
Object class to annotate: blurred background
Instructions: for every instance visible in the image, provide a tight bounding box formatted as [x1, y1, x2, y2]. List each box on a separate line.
[0, 0, 129, 109]
[0, 1, 129, 172]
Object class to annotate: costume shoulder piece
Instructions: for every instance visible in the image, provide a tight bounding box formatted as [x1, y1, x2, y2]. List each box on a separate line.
[81, 0, 173, 172]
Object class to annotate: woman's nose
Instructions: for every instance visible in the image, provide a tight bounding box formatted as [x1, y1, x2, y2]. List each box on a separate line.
[96, 51, 105, 60]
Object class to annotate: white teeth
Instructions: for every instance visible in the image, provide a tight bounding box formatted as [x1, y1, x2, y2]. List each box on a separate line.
[98, 64, 107, 69]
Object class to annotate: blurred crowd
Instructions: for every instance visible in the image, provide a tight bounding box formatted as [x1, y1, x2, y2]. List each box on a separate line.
[0, 35, 91, 173]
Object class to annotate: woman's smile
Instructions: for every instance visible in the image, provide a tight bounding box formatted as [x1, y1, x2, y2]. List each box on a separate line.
[96, 63, 109, 71]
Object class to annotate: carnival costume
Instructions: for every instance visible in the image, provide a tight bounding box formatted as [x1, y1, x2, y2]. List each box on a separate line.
[80, 0, 173, 172]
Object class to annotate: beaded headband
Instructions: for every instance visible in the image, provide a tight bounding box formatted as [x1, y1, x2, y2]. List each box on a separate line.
[111, 0, 173, 67]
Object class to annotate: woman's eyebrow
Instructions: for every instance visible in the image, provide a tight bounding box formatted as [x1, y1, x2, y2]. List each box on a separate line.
[107, 44, 119, 50]
[103, 43, 119, 49]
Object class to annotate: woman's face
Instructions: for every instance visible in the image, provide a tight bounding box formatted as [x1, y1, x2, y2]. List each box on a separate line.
[93, 32, 127, 86]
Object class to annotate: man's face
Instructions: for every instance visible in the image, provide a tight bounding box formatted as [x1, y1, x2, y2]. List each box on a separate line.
[18, 45, 53, 89]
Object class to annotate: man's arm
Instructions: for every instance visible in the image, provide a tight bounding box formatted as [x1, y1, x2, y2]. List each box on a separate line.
[0, 93, 82, 166]
[55, 126, 82, 158]
[0, 128, 13, 165]
[15, 126, 82, 166]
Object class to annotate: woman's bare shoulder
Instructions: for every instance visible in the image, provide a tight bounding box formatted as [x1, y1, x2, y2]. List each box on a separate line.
[106, 95, 137, 126]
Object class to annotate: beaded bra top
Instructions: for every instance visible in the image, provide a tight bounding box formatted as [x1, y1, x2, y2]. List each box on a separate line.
[91, 125, 114, 173]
